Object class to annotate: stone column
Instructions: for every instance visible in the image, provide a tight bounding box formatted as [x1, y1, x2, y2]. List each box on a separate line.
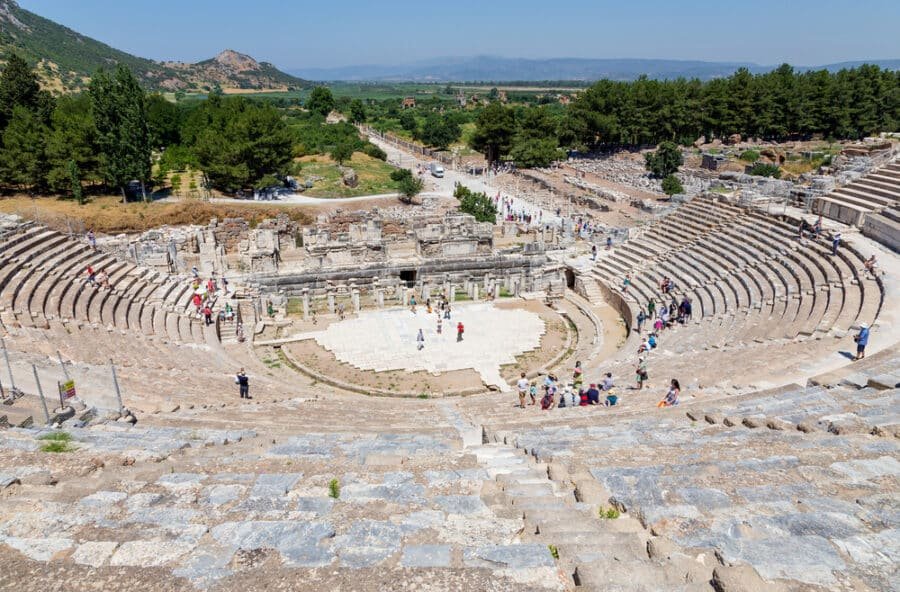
[376, 289, 384, 308]
[422, 285, 430, 302]
[351, 289, 360, 313]
[449, 286, 456, 303]
[493, 283, 501, 299]
[402, 289, 409, 306]
[513, 278, 521, 297]
[302, 289, 310, 320]
[472, 284, 479, 301]
[327, 291, 335, 314]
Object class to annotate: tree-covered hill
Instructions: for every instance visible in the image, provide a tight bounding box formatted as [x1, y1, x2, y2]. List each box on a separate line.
[0, 0, 306, 92]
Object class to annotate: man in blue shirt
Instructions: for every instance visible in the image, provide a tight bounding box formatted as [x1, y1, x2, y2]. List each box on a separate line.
[854, 323, 870, 360]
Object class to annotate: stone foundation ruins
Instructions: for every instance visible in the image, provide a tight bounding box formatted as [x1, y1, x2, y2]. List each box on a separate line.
[250, 210, 566, 313]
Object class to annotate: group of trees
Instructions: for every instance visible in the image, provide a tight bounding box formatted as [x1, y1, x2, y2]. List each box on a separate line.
[0, 55, 301, 199]
[0, 55, 161, 200]
[568, 64, 899, 147]
[465, 64, 898, 166]
[469, 102, 566, 167]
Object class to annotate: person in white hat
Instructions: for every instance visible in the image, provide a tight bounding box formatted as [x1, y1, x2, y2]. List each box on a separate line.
[854, 323, 870, 360]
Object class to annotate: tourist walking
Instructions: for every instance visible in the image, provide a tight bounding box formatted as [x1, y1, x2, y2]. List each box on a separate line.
[86, 229, 96, 251]
[529, 382, 537, 405]
[854, 323, 870, 360]
[516, 372, 529, 409]
[636, 310, 646, 333]
[606, 236, 612, 250]
[456, 322, 464, 342]
[635, 357, 648, 389]
[235, 369, 250, 399]
[436, 316, 442, 334]
[203, 305, 213, 326]
[657, 379, 681, 408]
[832, 232, 841, 256]
[591, 244, 597, 261]
[417, 328, 425, 351]
[647, 299, 656, 318]
[864, 255, 880, 279]
[622, 274, 631, 294]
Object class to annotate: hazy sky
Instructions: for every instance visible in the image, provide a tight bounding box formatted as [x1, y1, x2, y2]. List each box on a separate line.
[18, 0, 900, 69]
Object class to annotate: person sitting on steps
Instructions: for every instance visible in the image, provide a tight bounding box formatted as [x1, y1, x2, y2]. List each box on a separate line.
[657, 379, 680, 408]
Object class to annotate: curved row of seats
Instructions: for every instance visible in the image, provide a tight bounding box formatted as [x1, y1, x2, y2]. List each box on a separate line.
[469, 348, 899, 591]
[592, 196, 882, 352]
[0, 222, 210, 347]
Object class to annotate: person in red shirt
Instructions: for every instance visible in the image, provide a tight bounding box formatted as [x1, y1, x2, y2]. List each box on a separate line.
[456, 322, 464, 342]
[203, 305, 213, 326]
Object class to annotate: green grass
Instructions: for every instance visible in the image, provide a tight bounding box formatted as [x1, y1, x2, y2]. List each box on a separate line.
[328, 478, 341, 499]
[38, 431, 72, 441]
[599, 507, 621, 519]
[498, 287, 513, 298]
[417, 393, 430, 399]
[739, 149, 760, 162]
[454, 292, 471, 302]
[548, 544, 559, 560]
[300, 153, 401, 198]
[286, 297, 304, 316]
[39, 431, 76, 453]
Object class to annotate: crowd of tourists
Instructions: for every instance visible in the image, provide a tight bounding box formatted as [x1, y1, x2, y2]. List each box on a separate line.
[515, 364, 619, 411]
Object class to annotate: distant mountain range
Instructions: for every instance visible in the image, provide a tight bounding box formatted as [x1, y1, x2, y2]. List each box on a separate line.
[0, 0, 306, 92]
[290, 56, 900, 83]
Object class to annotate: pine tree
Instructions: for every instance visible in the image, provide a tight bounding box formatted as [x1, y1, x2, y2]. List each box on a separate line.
[67, 159, 84, 204]
[90, 65, 151, 201]
[0, 105, 49, 190]
[0, 53, 42, 129]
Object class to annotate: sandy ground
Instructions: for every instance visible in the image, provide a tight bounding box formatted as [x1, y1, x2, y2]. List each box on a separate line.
[276, 300, 568, 395]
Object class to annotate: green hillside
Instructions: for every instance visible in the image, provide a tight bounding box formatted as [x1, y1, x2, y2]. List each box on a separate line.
[0, 0, 306, 92]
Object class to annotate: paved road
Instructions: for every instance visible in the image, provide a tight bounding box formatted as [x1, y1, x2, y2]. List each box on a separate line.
[367, 135, 563, 227]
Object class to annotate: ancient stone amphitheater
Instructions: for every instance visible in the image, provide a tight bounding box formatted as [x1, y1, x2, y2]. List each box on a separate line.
[0, 167, 897, 591]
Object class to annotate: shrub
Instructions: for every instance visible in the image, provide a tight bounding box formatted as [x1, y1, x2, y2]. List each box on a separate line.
[644, 142, 683, 178]
[362, 143, 387, 161]
[548, 544, 559, 560]
[328, 478, 340, 499]
[661, 174, 684, 196]
[739, 149, 760, 162]
[748, 163, 782, 179]
[454, 184, 497, 223]
[599, 506, 620, 519]
[39, 431, 76, 453]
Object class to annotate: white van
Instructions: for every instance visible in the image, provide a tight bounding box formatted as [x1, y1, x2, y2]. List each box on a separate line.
[430, 162, 445, 178]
